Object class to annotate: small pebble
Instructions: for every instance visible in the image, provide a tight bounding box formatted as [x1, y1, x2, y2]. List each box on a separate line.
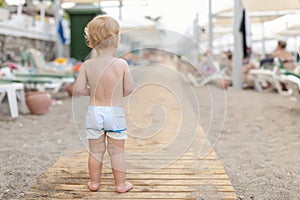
[254, 126, 261, 133]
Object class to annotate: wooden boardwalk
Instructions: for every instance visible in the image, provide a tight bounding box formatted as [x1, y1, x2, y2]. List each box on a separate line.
[23, 65, 237, 199]
[23, 146, 237, 199]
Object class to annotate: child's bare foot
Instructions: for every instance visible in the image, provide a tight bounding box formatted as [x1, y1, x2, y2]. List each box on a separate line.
[87, 181, 100, 192]
[116, 181, 133, 193]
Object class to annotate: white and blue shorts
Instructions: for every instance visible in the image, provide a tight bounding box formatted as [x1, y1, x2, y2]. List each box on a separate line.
[85, 106, 127, 140]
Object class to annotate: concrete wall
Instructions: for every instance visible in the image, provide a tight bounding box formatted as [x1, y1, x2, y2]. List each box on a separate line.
[0, 34, 56, 65]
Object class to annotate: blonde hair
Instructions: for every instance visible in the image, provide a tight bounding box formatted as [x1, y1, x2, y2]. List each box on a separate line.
[85, 15, 120, 49]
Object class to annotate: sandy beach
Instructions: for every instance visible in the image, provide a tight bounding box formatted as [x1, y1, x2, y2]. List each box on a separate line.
[0, 72, 299, 199]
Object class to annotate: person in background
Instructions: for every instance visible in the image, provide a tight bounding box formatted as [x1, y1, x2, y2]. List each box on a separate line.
[273, 40, 296, 71]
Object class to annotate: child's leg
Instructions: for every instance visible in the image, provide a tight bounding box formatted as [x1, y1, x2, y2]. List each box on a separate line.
[88, 135, 106, 191]
[107, 137, 133, 193]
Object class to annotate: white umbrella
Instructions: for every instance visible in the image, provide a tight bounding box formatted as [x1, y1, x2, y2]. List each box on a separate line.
[243, 0, 300, 11]
[277, 24, 300, 37]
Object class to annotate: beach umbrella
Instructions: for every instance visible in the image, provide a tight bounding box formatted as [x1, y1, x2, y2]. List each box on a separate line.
[242, 0, 300, 11]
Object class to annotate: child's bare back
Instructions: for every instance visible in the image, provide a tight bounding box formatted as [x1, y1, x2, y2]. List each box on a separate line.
[83, 57, 132, 106]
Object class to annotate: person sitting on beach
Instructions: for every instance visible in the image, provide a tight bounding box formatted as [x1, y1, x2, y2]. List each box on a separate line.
[259, 40, 296, 71]
[200, 49, 216, 73]
[73, 15, 134, 193]
[272, 40, 296, 71]
[215, 50, 233, 89]
[216, 50, 258, 89]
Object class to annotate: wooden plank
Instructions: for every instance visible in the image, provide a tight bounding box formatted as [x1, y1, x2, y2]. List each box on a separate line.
[54, 152, 220, 160]
[54, 184, 235, 193]
[68, 150, 219, 157]
[37, 176, 234, 186]
[52, 158, 220, 164]
[51, 160, 225, 168]
[24, 191, 238, 199]
[44, 172, 230, 179]
[48, 166, 227, 175]
[53, 155, 219, 161]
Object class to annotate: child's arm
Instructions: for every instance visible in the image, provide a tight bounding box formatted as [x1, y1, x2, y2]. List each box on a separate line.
[73, 64, 90, 96]
[122, 60, 134, 97]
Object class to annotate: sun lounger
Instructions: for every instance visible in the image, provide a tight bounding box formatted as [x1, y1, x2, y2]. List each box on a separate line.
[14, 73, 74, 79]
[199, 66, 229, 87]
[250, 57, 300, 102]
[26, 48, 73, 74]
[1, 67, 74, 93]
[280, 71, 300, 102]
[14, 73, 75, 93]
[249, 58, 293, 96]
[16, 48, 76, 92]
[187, 67, 230, 87]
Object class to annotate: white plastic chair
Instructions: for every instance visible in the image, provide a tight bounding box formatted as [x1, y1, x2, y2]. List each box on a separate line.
[0, 82, 26, 118]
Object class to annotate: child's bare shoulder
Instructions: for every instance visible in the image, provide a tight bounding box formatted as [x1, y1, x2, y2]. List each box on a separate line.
[80, 59, 92, 70]
[113, 58, 129, 70]
[82, 58, 94, 66]
[114, 58, 128, 66]
[81, 58, 101, 70]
